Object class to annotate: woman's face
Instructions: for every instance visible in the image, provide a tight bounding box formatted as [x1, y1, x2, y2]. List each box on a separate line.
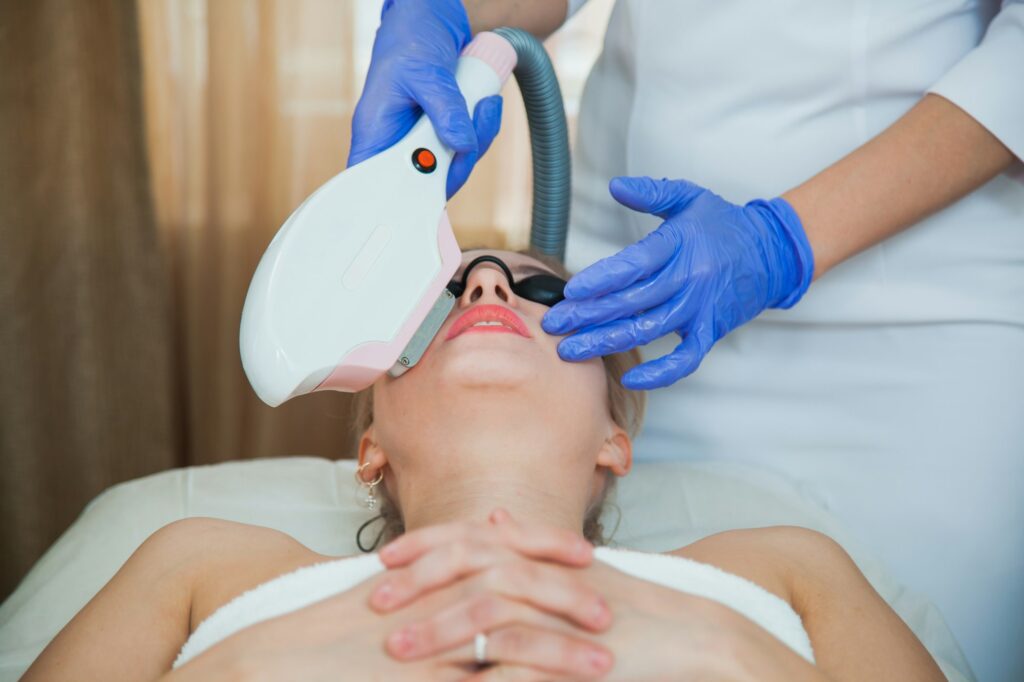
[367, 249, 626, 489]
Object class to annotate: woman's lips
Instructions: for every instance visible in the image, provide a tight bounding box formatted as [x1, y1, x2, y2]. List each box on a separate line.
[445, 304, 533, 340]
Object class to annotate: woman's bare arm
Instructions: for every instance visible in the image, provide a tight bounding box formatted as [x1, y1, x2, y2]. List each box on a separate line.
[783, 529, 945, 681]
[21, 519, 200, 681]
[680, 527, 945, 681]
[22, 517, 312, 681]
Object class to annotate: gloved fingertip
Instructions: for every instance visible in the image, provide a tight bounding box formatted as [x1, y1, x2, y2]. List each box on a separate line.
[610, 175, 706, 217]
[564, 261, 634, 298]
[475, 94, 503, 121]
[540, 312, 565, 335]
[608, 175, 647, 193]
[438, 113, 478, 154]
[621, 368, 665, 391]
[562, 278, 594, 300]
[557, 338, 591, 362]
[346, 148, 369, 168]
[620, 368, 651, 391]
[623, 351, 700, 389]
[473, 96, 503, 156]
[608, 176, 656, 208]
[445, 150, 478, 198]
[444, 174, 462, 200]
[347, 138, 395, 168]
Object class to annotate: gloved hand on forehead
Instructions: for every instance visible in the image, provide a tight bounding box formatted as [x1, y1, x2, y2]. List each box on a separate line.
[542, 176, 814, 390]
[348, 0, 503, 198]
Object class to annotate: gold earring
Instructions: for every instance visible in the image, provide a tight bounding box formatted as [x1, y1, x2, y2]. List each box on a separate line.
[355, 462, 384, 510]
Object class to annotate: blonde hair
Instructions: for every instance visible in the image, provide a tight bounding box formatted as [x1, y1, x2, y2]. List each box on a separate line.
[351, 248, 646, 549]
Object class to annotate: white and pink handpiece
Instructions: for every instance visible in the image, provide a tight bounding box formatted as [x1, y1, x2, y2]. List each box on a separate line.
[240, 33, 517, 407]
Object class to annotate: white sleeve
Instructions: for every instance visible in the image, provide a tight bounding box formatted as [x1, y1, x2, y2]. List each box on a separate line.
[566, 0, 591, 20]
[926, 1, 1024, 161]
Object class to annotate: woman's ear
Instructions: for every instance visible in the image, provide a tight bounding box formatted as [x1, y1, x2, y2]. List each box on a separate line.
[596, 425, 632, 477]
[358, 426, 389, 475]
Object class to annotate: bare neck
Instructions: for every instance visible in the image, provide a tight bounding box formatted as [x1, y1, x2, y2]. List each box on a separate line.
[395, 467, 593, 539]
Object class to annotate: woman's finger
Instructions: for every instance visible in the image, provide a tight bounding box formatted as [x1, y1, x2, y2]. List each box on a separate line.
[390, 602, 612, 680]
[386, 568, 610, 657]
[372, 539, 506, 611]
[481, 511, 593, 567]
[387, 594, 563, 659]
[464, 663, 580, 682]
[376, 551, 611, 630]
[467, 624, 612, 680]
[478, 561, 612, 631]
[379, 515, 592, 570]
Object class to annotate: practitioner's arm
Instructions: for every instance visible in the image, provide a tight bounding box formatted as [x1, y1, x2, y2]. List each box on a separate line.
[786, 93, 1015, 277]
[462, 0, 570, 39]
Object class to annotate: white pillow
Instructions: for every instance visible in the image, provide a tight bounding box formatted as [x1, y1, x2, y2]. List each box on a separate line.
[0, 457, 973, 681]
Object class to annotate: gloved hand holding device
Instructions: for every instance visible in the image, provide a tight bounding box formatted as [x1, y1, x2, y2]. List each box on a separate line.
[542, 176, 814, 390]
[348, 0, 502, 198]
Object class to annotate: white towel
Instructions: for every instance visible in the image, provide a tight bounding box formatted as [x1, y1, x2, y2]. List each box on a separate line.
[593, 547, 814, 662]
[174, 547, 814, 668]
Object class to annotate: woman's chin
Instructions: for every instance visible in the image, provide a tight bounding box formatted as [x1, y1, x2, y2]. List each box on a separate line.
[434, 347, 544, 389]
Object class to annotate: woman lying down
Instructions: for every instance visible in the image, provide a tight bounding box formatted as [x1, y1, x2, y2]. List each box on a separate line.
[24, 249, 945, 681]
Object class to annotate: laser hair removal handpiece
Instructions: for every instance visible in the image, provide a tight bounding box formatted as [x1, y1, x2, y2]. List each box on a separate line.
[242, 27, 573, 403]
[240, 29, 570, 407]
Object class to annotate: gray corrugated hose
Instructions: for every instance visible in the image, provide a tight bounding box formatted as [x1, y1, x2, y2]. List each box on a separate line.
[493, 27, 571, 263]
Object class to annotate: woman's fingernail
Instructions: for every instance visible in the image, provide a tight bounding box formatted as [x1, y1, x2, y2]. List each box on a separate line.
[590, 598, 609, 625]
[388, 627, 417, 656]
[587, 648, 612, 671]
[379, 543, 397, 561]
[374, 583, 393, 607]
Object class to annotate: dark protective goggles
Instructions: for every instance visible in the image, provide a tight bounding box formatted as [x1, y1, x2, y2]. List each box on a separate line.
[446, 255, 567, 307]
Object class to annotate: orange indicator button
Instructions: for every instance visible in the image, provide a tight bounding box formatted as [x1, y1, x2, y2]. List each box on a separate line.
[412, 148, 437, 173]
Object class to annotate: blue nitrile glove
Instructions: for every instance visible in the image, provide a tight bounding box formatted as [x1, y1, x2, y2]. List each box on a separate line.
[348, 0, 503, 198]
[542, 176, 814, 390]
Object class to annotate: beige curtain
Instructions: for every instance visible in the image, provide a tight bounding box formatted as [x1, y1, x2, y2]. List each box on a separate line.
[0, 0, 180, 598]
[0, 0, 610, 599]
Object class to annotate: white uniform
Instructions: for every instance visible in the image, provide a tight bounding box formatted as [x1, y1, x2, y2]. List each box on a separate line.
[565, 1, 1024, 680]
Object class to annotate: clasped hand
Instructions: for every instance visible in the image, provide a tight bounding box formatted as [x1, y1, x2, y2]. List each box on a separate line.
[370, 509, 758, 681]
[174, 510, 763, 681]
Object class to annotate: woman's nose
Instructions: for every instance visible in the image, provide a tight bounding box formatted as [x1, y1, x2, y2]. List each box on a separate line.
[458, 265, 517, 307]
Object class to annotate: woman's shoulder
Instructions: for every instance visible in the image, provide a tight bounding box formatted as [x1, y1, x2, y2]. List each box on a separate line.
[143, 516, 319, 569]
[145, 517, 332, 630]
[151, 516, 315, 552]
[21, 517, 329, 680]
[668, 526, 857, 609]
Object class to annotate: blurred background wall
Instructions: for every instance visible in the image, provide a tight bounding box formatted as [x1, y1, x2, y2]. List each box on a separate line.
[0, 0, 612, 599]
